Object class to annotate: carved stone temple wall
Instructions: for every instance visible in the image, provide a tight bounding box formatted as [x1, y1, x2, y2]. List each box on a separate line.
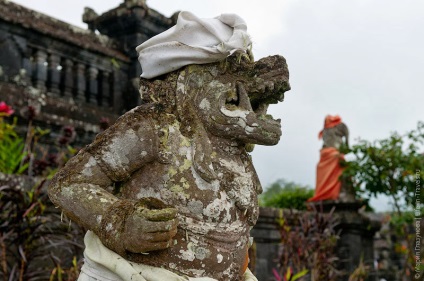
[0, 0, 176, 146]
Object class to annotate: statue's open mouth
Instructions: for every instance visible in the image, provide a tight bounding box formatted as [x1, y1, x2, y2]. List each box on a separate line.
[221, 82, 281, 124]
[249, 83, 282, 125]
[217, 55, 290, 145]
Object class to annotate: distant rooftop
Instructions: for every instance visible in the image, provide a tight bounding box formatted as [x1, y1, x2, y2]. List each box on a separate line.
[0, 0, 129, 61]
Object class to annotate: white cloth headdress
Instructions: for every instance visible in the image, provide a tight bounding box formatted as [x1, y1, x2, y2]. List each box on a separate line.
[136, 11, 252, 79]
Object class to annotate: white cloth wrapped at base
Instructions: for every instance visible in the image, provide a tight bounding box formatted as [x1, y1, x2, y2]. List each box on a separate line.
[78, 231, 258, 281]
[136, 11, 252, 79]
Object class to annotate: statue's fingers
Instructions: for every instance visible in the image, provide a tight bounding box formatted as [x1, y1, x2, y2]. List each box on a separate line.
[142, 207, 177, 221]
[125, 240, 172, 253]
[143, 240, 173, 252]
[143, 228, 178, 242]
[141, 218, 178, 233]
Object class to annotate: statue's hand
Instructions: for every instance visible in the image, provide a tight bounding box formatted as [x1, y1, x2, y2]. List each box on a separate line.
[123, 197, 178, 253]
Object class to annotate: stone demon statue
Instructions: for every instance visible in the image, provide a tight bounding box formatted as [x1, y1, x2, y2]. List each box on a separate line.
[48, 12, 290, 281]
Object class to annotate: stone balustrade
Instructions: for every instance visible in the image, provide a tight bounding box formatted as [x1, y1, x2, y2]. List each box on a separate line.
[0, 0, 175, 145]
[16, 47, 121, 110]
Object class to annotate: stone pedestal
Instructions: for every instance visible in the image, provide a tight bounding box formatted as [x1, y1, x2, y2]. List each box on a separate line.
[310, 201, 381, 281]
[250, 207, 283, 281]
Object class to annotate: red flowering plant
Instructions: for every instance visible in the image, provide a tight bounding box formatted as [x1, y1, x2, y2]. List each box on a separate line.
[274, 207, 340, 281]
[99, 117, 110, 131]
[0, 101, 14, 116]
[58, 125, 76, 147]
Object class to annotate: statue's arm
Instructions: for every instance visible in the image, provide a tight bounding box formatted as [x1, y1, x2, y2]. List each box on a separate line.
[48, 108, 177, 255]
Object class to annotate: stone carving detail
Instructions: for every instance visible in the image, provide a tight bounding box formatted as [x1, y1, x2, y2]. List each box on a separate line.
[48, 54, 290, 281]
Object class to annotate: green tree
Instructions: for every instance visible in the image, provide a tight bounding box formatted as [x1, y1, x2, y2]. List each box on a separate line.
[342, 121, 424, 280]
[260, 179, 314, 210]
[342, 121, 423, 212]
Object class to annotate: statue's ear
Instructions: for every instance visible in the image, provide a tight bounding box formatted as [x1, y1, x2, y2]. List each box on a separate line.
[176, 70, 217, 183]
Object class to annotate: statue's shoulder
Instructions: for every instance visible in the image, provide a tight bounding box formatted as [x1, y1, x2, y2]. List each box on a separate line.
[83, 104, 162, 154]
[115, 104, 157, 126]
[118, 103, 178, 126]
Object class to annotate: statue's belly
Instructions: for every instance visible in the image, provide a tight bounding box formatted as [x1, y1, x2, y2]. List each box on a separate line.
[119, 159, 258, 280]
[124, 215, 251, 281]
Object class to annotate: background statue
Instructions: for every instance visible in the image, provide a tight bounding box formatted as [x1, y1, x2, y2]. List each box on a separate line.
[308, 115, 352, 202]
[48, 11, 290, 281]
[320, 115, 349, 149]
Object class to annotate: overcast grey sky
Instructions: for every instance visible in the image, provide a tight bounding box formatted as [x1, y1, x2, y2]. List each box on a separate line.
[10, 0, 424, 211]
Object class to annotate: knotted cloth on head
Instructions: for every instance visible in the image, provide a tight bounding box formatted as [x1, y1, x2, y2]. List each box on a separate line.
[318, 115, 342, 139]
[136, 11, 252, 79]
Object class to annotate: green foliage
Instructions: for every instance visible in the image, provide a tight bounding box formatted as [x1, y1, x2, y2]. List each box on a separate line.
[343, 121, 424, 279]
[0, 117, 28, 174]
[260, 179, 314, 210]
[0, 103, 77, 178]
[348, 256, 369, 281]
[289, 269, 309, 281]
[273, 267, 309, 281]
[389, 211, 416, 232]
[343, 121, 424, 211]
[110, 58, 121, 69]
[0, 112, 51, 176]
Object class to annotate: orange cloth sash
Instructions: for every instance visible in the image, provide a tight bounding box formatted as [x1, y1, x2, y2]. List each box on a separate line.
[308, 147, 344, 202]
[242, 251, 249, 275]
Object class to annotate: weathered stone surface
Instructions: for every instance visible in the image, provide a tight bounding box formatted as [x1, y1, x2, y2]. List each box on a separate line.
[48, 54, 290, 281]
